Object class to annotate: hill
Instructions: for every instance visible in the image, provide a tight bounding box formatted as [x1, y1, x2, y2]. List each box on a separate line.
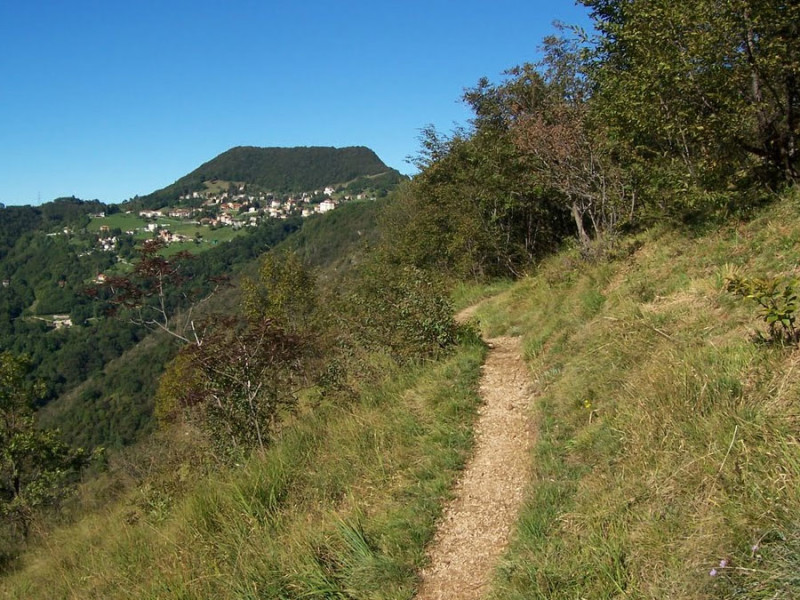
[2, 3, 798, 593]
[0, 197, 107, 259]
[464, 192, 800, 597]
[0, 159, 393, 451]
[137, 146, 406, 208]
[5, 190, 800, 598]
[35, 199, 386, 451]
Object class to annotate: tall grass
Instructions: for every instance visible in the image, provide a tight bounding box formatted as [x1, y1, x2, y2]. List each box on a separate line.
[1, 343, 485, 599]
[480, 190, 800, 598]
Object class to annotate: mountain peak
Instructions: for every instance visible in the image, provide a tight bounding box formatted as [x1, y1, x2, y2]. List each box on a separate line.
[140, 146, 403, 208]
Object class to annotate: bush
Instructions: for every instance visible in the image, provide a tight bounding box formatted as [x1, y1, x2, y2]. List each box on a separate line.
[726, 274, 800, 344]
[343, 262, 461, 363]
[156, 316, 306, 459]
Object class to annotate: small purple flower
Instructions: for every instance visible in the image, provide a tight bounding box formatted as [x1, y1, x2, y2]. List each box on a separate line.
[751, 544, 759, 553]
[719, 559, 728, 568]
[709, 568, 718, 577]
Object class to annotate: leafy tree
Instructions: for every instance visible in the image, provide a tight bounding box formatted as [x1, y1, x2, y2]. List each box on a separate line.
[0, 352, 88, 544]
[582, 0, 800, 199]
[501, 34, 634, 248]
[156, 316, 305, 456]
[95, 240, 220, 345]
[388, 122, 569, 279]
[241, 252, 318, 335]
[340, 260, 460, 363]
[156, 252, 325, 455]
[144, 251, 321, 456]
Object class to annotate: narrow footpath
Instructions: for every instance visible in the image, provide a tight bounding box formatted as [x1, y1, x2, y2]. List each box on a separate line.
[415, 330, 533, 600]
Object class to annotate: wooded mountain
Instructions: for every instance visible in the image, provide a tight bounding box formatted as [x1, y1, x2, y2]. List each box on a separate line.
[137, 146, 405, 208]
[4, 3, 800, 594]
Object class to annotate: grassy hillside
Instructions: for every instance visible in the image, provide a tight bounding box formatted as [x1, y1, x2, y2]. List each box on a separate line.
[276, 199, 385, 279]
[4, 191, 800, 598]
[1, 341, 485, 598]
[0, 198, 107, 258]
[38, 199, 385, 451]
[465, 189, 800, 598]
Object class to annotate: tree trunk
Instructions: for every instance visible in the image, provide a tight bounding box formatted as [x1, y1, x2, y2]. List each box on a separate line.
[571, 201, 591, 249]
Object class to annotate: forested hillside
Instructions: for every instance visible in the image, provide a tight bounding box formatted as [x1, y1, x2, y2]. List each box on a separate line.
[0, 210, 305, 439]
[380, 0, 798, 280]
[0, 197, 108, 259]
[138, 146, 406, 208]
[2, 1, 799, 597]
[37, 203, 387, 451]
[0, 146, 403, 452]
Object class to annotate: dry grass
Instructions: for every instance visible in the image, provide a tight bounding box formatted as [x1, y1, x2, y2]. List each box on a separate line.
[0, 344, 485, 599]
[479, 189, 800, 598]
[5, 190, 800, 599]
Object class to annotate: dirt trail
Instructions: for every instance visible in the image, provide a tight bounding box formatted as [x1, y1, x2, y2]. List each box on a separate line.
[415, 310, 533, 600]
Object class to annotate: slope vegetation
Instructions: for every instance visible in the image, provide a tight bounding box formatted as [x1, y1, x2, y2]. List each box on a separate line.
[4, 193, 800, 599]
[468, 190, 800, 598]
[1, 340, 485, 598]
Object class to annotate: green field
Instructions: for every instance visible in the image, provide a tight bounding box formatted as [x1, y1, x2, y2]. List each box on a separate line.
[87, 213, 149, 232]
[87, 214, 250, 255]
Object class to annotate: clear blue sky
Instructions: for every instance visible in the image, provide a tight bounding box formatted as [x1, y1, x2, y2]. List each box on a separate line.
[0, 1, 592, 206]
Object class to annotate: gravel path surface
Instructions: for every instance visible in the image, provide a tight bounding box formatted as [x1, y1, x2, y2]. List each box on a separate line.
[415, 333, 533, 600]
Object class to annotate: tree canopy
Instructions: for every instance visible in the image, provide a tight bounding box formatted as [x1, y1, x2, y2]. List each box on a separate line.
[583, 0, 800, 190]
[388, 0, 799, 279]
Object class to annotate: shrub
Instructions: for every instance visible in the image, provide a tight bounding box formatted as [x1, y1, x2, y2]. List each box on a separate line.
[726, 274, 800, 344]
[156, 316, 306, 458]
[344, 262, 461, 363]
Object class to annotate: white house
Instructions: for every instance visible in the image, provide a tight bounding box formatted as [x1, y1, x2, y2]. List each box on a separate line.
[319, 199, 336, 213]
[52, 315, 73, 329]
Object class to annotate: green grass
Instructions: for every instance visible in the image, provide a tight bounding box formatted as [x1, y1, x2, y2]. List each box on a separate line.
[88, 214, 248, 255]
[1, 342, 485, 599]
[87, 213, 148, 232]
[449, 278, 515, 312]
[472, 188, 800, 599]
[201, 179, 243, 195]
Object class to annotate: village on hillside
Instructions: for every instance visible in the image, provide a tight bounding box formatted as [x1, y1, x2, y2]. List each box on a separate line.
[85, 183, 377, 260]
[170, 183, 355, 223]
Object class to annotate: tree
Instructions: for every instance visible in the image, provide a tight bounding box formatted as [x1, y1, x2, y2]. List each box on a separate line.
[156, 315, 306, 456]
[390, 118, 570, 279]
[241, 252, 318, 335]
[340, 260, 461, 363]
[0, 352, 88, 543]
[155, 253, 320, 456]
[493, 34, 633, 248]
[582, 0, 800, 194]
[94, 240, 224, 345]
